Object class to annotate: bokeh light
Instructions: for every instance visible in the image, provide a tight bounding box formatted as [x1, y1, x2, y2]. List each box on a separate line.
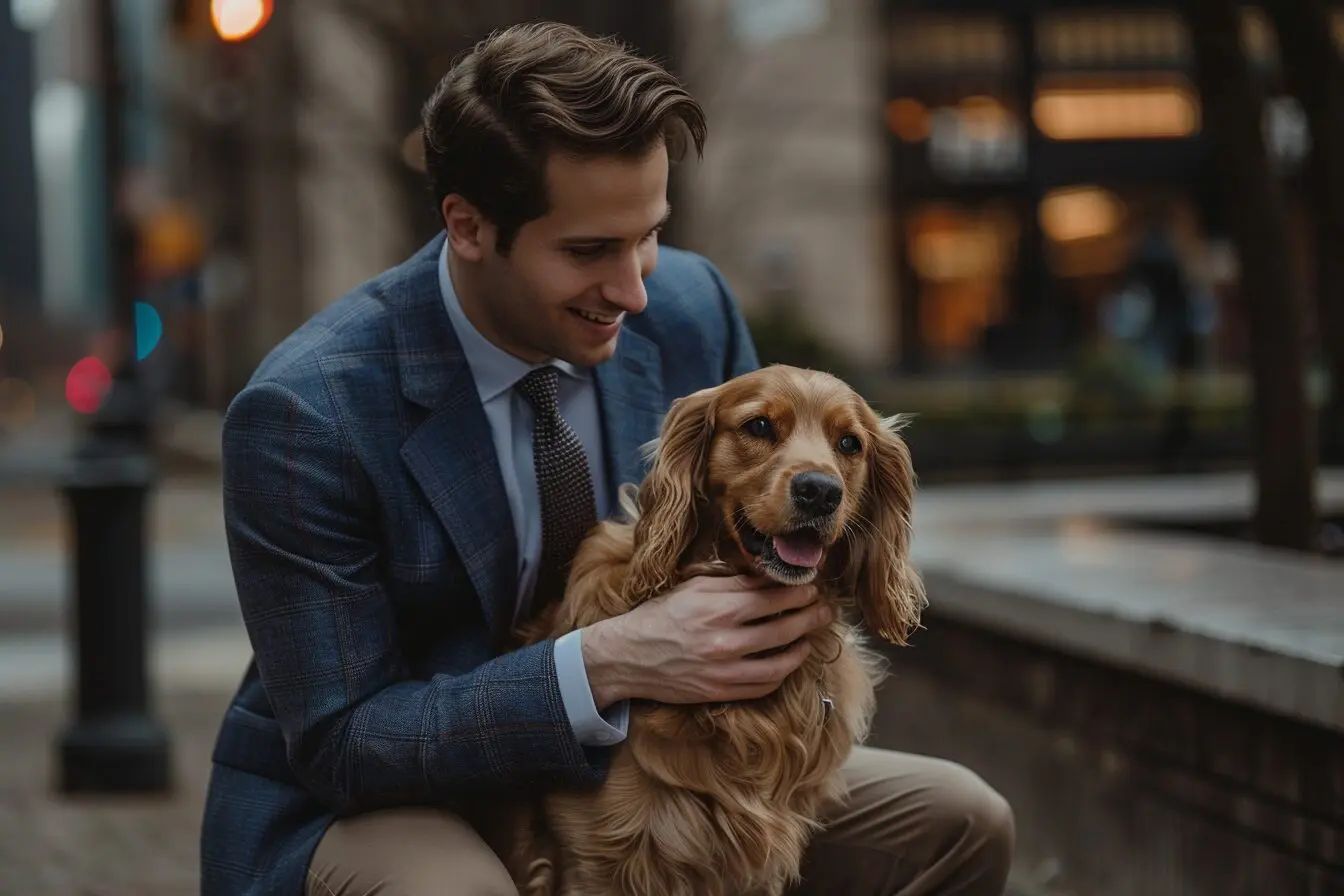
[0, 316, 5, 353]
[210, 0, 272, 42]
[65, 357, 112, 415]
[135, 301, 164, 361]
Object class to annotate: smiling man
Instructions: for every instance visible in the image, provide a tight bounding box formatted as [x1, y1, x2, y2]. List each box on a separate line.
[201, 21, 1014, 896]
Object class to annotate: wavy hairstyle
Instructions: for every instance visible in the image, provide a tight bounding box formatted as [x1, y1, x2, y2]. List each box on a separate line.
[421, 21, 707, 253]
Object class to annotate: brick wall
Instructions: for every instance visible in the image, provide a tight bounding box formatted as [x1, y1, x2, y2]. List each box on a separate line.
[867, 586, 1344, 895]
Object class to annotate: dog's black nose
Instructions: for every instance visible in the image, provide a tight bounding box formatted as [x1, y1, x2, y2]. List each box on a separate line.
[791, 472, 843, 517]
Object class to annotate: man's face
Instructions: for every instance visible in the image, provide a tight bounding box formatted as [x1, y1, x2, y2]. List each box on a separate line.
[459, 143, 670, 367]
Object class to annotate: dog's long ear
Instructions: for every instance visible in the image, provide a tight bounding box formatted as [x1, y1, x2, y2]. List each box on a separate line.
[624, 387, 719, 601]
[847, 413, 926, 645]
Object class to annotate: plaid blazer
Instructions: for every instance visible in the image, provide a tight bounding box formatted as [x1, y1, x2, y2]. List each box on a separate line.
[199, 233, 760, 895]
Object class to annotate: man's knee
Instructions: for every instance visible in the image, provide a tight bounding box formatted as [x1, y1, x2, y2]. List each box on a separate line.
[306, 807, 518, 896]
[923, 759, 1016, 877]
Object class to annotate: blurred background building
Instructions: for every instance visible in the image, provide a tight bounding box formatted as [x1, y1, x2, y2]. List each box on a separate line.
[3, 0, 1340, 482]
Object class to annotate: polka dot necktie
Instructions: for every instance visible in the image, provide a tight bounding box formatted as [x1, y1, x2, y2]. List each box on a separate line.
[515, 367, 598, 611]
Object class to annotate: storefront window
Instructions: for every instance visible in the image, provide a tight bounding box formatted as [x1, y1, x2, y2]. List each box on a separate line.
[904, 201, 1018, 367]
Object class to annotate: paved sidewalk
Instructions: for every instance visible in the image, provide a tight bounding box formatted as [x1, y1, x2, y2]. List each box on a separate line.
[0, 688, 232, 896]
[0, 468, 249, 892]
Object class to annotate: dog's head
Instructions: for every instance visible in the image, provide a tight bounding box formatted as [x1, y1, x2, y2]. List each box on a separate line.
[624, 365, 925, 645]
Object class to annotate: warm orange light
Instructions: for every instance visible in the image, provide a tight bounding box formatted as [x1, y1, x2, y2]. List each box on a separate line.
[957, 95, 1011, 140]
[886, 98, 930, 143]
[1033, 85, 1200, 141]
[1039, 186, 1124, 243]
[211, 0, 272, 42]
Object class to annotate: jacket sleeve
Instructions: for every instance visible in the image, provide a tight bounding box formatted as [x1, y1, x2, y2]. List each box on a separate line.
[221, 379, 608, 815]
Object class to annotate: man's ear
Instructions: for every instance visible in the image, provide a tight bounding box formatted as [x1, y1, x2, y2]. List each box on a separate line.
[442, 195, 490, 262]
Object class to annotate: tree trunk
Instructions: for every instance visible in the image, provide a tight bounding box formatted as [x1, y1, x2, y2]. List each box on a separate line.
[1185, 0, 1318, 550]
[1267, 0, 1344, 466]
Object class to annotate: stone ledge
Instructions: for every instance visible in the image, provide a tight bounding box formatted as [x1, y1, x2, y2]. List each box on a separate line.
[909, 471, 1344, 735]
[870, 616, 1344, 896]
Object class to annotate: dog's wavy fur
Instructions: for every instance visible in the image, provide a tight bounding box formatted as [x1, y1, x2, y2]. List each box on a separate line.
[487, 364, 926, 896]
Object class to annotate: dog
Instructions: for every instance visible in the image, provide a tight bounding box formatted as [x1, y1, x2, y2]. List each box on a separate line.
[495, 364, 926, 896]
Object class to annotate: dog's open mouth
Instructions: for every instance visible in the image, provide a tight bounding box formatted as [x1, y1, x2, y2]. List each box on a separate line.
[734, 513, 828, 584]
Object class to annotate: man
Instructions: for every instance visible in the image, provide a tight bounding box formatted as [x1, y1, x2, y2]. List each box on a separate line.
[201, 21, 1014, 896]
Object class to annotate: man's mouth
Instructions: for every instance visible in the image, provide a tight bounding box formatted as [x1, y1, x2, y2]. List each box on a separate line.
[734, 512, 828, 584]
[569, 308, 623, 326]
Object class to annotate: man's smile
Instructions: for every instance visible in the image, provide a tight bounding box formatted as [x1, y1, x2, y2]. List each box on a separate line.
[570, 308, 623, 325]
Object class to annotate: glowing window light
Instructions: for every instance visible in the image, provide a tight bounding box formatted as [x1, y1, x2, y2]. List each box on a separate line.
[1039, 186, 1124, 243]
[66, 357, 112, 415]
[1033, 86, 1200, 141]
[211, 0, 272, 42]
[910, 228, 1004, 282]
[957, 95, 1011, 139]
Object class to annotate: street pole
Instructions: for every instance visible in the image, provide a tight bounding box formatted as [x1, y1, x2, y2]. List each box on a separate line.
[55, 0, 172, 795]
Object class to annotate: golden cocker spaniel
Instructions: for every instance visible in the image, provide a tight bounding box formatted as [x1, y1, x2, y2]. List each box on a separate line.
[498, 364, 926, 896]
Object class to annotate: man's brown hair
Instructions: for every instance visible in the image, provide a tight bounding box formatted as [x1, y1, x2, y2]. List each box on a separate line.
[421, 21, 707, 254]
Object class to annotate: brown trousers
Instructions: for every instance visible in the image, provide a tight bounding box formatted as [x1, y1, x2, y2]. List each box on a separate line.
[306, 746, 1015, 896]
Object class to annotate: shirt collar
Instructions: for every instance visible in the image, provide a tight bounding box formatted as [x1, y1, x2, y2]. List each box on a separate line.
[438, 240, 582, 404]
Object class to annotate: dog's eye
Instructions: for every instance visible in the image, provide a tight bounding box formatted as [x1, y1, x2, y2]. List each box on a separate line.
[743, 416, 774, 439]
[837, 434, 862, 455]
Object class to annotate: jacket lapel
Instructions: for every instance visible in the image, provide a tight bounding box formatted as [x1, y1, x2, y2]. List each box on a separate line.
[593, 327, 665, 504]
[393, 235, 518, 641]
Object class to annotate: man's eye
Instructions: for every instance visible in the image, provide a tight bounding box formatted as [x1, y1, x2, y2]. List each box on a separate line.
[565, 245, 606, 260]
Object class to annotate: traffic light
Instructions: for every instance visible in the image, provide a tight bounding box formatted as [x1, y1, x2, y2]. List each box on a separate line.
[170, 0, 271, 43]
[210, 0, 272, 42]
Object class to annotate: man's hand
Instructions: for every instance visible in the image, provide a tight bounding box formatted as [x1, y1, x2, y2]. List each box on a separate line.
[580, 575, 832, 709]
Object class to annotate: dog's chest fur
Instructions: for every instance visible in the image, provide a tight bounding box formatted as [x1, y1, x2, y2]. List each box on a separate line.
[539, 626, 879, 896]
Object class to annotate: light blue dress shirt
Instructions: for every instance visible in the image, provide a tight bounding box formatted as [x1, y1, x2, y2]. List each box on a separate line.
[438, 244, 630, 747]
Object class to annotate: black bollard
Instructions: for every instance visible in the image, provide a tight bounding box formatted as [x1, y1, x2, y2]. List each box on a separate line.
[55, 0, 172, 796]
[58, 442, 171, 794]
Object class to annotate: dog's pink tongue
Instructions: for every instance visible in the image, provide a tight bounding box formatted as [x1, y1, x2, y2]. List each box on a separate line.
[772, 531, 823, 568]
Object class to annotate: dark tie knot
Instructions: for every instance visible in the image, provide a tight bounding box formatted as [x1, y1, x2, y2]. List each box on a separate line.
[516, 367, 561, 415]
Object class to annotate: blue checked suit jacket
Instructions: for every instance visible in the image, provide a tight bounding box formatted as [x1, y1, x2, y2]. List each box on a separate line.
[199, 233, 760, 895]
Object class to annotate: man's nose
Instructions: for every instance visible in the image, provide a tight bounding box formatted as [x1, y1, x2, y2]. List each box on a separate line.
[600, 251, 650, 314]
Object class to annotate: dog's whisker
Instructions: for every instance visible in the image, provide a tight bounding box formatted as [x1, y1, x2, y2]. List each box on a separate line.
[847, 511, 900, 555]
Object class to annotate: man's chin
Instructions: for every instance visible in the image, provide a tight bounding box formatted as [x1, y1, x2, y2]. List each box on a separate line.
[562, 334, 622, 368]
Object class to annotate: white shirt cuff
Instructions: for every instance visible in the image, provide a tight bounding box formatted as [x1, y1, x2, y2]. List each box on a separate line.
[554, 628, 629, 747]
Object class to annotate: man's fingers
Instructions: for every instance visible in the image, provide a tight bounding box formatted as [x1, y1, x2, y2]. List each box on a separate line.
[719, 574, 778, 591]
[744, 601, 831, 651]
[735, 583, 822, 623]
[725, 638, 812, 687]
